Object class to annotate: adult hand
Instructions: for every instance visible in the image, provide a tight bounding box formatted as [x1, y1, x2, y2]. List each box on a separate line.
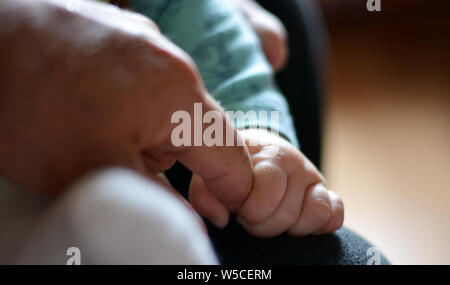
[0, 0, 253, 216]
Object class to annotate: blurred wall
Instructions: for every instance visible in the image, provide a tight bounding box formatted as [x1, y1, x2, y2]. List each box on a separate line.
[317, 0, 450, 264]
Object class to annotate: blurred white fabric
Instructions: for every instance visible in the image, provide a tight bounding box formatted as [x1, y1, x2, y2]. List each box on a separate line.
[0, 168, 218, 265]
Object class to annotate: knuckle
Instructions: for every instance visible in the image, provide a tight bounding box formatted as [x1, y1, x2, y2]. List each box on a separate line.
[117, 6, 156, 25]
[257, 163, 286, 196]
[312, 188, 332, 224]
[128, 12, 160, 31]
[163, 47, 196, 73]
[303, 162, 324, 185]
[314, 190, 331, 211]
[134, 35, 196, 76]
[166, 50, 201, 85]
[256, 160, 285, 180]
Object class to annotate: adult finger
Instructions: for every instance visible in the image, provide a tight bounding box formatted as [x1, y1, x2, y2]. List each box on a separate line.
[169, 95, 254, 213]
[189, 174, 230, 229]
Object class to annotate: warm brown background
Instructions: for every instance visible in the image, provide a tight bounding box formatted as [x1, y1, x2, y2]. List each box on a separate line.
[318, 0, 450, 264]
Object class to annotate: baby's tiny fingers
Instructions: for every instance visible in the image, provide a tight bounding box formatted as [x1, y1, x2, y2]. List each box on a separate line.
[236, 167, 305, 237]
[315, 190, 344, 235]
[287, 183, 332, 237]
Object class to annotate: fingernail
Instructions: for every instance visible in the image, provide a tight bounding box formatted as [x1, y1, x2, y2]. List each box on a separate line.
[210, 215, 228, 229]
[236, 215, 250, 227]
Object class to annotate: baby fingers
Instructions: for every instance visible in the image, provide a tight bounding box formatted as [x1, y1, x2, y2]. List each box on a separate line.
[236, 169, 306, 237]
[237, 160, 287, 225]
[314, 190, 344, 235]
[287, 183, 342, 237]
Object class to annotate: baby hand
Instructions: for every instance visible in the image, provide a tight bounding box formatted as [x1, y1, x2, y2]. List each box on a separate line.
[190, 128, 344, 237]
